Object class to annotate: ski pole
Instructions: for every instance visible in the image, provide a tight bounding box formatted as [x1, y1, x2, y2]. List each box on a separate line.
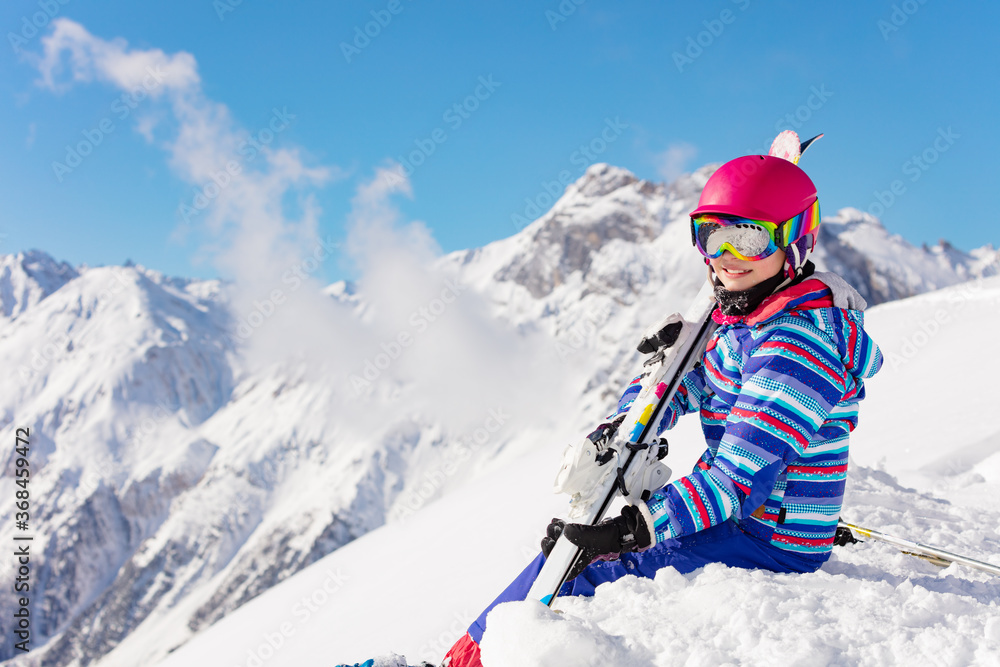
[836, 519, 1000, 577]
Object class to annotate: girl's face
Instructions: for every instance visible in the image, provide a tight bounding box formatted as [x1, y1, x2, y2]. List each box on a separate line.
[709, 249, 786, 291]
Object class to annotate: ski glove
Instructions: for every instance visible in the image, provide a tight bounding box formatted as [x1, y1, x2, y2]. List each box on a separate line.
[540, 505, 652, 580]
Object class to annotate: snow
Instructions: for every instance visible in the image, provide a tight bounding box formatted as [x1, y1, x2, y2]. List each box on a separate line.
[484, 556, 1000, 666]
[851, 276, 1000, 484]
[483, 459, 1000, 667]
[156, 277, 1000, 666]
[482, 601, 639, 666]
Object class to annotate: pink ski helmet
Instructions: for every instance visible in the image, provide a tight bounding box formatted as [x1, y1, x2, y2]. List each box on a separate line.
[691, 155, 821, 279]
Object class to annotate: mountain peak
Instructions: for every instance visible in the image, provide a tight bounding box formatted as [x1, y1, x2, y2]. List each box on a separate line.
[0, 249, 79, 319]
[571, 163, 640, 199]
[485, 163, 672, 298]
[822, 207, 887, 230]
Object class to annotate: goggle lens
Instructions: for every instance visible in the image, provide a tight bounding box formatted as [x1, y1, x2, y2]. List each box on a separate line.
[692, 215, 780, 261]
[702, 222, 774, 257]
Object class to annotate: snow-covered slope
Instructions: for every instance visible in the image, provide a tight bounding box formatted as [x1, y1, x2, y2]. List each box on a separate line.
[2, 163, 998, 667]
[159, 276, 1000, 666]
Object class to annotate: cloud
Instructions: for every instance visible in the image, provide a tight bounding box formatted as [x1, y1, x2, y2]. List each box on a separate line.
[655, 142, 698, 183]
[30, 18, 348, 375]
[34, 18, 199, 95]
[341, 162, 568, 435]
[29, 18, 569, 442]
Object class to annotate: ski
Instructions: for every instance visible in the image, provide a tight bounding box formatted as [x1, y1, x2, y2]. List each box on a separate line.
[528, 281, 718, 607]
[836, 519, 1000, 577]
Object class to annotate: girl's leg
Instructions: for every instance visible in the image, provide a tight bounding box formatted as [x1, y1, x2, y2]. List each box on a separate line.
[444, 520, 827, 666]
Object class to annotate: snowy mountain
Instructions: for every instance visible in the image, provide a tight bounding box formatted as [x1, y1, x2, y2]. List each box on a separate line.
[446, 163, 996, 312]
[0, 259, 235, 664]
[0, 250, 78, 320]
[0, 163, 997, 666]
[814, 208, 999, 305]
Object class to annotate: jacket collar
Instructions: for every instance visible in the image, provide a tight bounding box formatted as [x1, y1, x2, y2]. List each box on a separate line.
[712, 278, 835, 327]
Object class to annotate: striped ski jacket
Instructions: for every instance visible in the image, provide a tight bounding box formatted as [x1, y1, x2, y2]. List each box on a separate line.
[614, 274, 883, 559]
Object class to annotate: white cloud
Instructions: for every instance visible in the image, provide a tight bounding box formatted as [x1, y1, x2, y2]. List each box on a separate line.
[29, 19, 348, 375]
[341, 162, 567, 434]
[655, 142, 698, 183]
[34, 18, 199, 95]
[29, 19, 566, 439]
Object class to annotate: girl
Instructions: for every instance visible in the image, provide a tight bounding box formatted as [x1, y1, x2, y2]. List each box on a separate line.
[445, 150, 883, 667]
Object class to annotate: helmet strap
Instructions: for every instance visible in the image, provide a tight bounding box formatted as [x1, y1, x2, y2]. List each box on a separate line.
[783, 236, 814, 280]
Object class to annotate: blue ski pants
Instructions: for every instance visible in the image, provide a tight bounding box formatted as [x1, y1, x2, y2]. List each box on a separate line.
[467, 518, 828, 643]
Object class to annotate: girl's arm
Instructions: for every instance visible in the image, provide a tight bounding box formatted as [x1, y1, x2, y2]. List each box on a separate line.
[609, 363, 710, 428]
[644, 327, 848, 544]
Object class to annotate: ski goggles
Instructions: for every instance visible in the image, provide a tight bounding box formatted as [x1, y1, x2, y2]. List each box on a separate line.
[691, 200, 820, 261]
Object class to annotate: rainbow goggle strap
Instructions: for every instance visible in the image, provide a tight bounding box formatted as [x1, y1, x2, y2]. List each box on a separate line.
[690, 200, 821, 261]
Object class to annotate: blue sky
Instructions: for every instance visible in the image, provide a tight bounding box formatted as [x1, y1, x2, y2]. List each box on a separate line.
[2, 1, 996, 284]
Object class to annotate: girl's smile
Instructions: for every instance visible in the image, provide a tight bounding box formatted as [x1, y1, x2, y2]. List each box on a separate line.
[709, 250, 786, 291]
